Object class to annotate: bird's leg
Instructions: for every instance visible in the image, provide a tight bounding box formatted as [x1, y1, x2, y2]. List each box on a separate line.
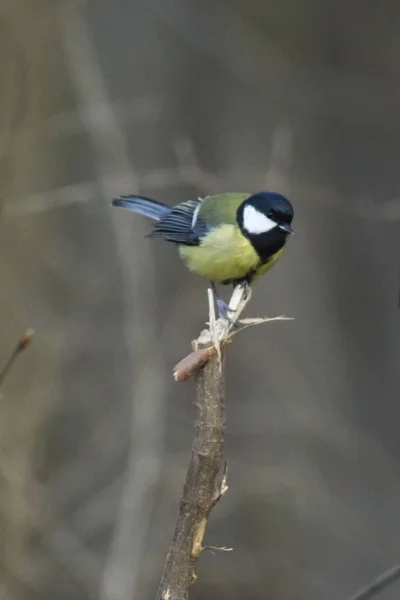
[210, 282, 235, 321]
[242, 279, 251, 300]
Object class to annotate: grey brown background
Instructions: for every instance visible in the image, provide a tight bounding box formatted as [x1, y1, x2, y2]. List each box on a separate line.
[1, 1, 400, 599]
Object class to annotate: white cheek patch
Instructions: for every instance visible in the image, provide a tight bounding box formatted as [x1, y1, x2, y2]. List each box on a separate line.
[243, 204, 277, 235]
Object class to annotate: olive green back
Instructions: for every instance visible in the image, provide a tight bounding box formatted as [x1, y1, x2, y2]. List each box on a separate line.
[198, 193, 250, 227]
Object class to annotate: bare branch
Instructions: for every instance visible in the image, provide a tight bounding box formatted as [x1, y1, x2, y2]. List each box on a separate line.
[155, 292, 228, 600]
[156, 285, 275, 599]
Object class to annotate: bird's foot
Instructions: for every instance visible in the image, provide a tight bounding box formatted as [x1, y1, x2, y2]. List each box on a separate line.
[215, 298, 237, 324]
[210, 281, 238, 325]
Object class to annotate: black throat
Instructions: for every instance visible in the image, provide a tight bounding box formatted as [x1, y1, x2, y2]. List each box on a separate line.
[244, 228, 287, 264]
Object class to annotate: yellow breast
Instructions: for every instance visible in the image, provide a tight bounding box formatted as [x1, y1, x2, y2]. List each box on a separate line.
[178, 224, 261, 283]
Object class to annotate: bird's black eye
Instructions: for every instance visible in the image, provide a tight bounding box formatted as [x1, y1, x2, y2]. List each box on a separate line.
[267, 211, 274, 218]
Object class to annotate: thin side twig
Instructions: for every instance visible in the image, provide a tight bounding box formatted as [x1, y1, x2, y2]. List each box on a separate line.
[155, 340, 227, 600]
[0, 329, 35, 389]
[173, 284, 292, 382]
[347, 564, 400, 600]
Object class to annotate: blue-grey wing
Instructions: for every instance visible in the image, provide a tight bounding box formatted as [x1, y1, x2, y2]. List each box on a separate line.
[147, 198, 210, 246]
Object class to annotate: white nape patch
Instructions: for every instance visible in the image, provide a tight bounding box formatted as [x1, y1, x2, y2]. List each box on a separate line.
[243, 204, 277, 235]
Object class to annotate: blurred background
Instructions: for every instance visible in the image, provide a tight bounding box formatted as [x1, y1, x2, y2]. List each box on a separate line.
[1, 1, 400, 599]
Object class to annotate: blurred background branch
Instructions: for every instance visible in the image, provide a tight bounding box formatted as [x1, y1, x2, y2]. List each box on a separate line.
[0, 329, 34, 389]
[60, 3, 167, 600]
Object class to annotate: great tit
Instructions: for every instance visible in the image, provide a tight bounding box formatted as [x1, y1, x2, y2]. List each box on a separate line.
[112, 192, 293, 317]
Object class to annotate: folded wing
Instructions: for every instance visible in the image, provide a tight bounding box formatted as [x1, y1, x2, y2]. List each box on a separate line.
[148, 198, 210, 246]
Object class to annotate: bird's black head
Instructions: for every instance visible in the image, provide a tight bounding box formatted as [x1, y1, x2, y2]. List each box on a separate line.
[237, 192, 294, 262]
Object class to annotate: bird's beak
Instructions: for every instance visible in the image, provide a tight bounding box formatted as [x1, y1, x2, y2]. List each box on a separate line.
[279, 223, 293, 234]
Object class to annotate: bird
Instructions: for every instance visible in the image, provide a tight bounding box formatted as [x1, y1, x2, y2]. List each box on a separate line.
[112, 191, 293, 318]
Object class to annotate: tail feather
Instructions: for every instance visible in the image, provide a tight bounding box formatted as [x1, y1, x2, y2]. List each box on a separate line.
[112, 195, 171, 221]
